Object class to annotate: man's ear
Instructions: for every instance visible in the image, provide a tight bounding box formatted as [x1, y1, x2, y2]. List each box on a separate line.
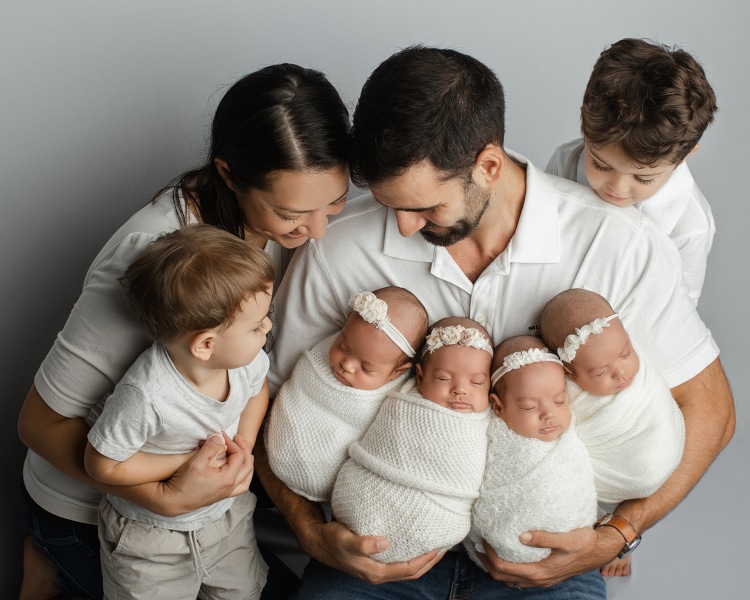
[389, 360, 413, 382]
[473, 144, 505, 186]
[489, 392, 503, 418]
[190, 330, 215, 361]
[214, 158, 238, 192]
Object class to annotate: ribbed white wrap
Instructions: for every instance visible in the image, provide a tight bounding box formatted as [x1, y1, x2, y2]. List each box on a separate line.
[466, 416, 597, 565]
[265, 334, 410, 502]
[332, 380, 491, 563]
[567, 343, 685, 511]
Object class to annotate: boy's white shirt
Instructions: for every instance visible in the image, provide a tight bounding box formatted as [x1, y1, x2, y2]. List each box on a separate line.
[546, 138, 715, 304]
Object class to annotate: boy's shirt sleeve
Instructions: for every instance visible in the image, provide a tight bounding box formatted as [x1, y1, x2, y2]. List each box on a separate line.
[87, 383, 161, 462]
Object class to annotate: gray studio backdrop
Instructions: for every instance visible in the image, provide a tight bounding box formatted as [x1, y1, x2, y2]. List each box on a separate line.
[1, 1, 746, 597]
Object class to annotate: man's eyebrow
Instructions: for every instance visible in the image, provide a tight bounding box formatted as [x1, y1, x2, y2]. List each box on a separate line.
[393, 204, 439, 213]
[275, 190, 348, 214]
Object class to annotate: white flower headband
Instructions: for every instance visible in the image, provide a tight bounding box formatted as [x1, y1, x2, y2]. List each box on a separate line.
[349, 291, 416, 357]
[557, 314, 619, 363]
[421, 325, 493, 357]
[490, 347, 563, 388]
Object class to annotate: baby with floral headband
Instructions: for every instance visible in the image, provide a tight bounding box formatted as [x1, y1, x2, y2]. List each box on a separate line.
[540, 288, 685, 576]
[466, 335, 597, 567]
[331, 317, 493, 563]
[265, 286, 428, 502]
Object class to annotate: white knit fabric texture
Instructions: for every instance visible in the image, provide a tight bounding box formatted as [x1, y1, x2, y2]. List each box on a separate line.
[331, 379, 491, 563]
[567, 343, 685, 511]
[466, 415, 597, 566]
[265, 334, 410, 502]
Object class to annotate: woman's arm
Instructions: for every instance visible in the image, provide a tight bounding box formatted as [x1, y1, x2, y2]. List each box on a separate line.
[19, 384, 254, 516]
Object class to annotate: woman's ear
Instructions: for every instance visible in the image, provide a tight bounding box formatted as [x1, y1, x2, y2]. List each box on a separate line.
[190, 331, 215, 361]
[214, 158, 238, 192]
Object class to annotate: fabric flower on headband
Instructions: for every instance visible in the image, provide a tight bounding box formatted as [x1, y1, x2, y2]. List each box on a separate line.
[490, 348, 563, 388]
[557, 314, 619, 363]
[349, 291, 416, 357]
[422, 325, 493, 357]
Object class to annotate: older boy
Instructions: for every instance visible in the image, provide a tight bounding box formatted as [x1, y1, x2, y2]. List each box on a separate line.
[547, 38, 718, 305]
[258, 46, 734, 599]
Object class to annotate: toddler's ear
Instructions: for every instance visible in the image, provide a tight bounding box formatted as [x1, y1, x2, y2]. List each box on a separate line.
[190, 331, 215, 361]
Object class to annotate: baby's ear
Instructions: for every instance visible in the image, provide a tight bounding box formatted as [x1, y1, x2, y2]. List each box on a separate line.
[563, 363, 576, 380]
[415, 363, 424, 386]
[489, 392, 503, 418]
[389, 360, 413, 381]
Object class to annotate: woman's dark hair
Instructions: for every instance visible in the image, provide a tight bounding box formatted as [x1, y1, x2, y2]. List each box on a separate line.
[166, 63, 350, 237]
[350, 46, 505, 187]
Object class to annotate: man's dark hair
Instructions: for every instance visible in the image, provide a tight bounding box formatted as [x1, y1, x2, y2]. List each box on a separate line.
[350, 46, 506, 187]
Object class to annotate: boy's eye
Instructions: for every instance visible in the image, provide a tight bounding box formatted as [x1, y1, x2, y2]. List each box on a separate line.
[330, 195, 347, 207]
[591, 160, 611, 172]
[278, 213, 302, 223]
[634, 176, 655, 185]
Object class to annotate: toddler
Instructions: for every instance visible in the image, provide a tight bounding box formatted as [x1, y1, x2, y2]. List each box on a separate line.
[466, 336, 597, 567]
[265, 287, 428, 502]
[541, 288, 686, 576]
[331, 317, 493, 563]
[547, 38, 718, 304]
[84, 224, 273, 599]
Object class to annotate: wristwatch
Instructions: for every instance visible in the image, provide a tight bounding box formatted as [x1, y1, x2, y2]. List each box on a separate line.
[594, 513, 641, 559]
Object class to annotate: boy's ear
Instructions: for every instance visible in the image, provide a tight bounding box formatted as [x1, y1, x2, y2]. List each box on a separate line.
[190, 330, 216, 361]
[489, 392, 503, 418]
[686, 143, 700, 159]
[389, 360, 412, 381]
[214, 158, 238, 192]
[473, 144, 504, 186]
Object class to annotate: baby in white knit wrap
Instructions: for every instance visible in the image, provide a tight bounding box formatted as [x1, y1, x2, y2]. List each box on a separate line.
[265, 287, 429, 502]
[466, 335, 597, 569]
[331, 317, 493, 563]
[540, 288, 685, 576]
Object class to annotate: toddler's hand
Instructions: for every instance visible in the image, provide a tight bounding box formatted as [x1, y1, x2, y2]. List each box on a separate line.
[197, 433, 228, 469]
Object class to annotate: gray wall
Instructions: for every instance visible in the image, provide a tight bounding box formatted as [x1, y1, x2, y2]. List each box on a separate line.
[2, 1, 746, 597]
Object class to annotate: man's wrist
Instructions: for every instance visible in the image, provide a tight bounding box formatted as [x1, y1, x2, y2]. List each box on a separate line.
[594, 513, 642, 559]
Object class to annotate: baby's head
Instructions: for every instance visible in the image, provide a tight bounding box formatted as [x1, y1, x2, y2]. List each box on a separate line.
[581, 38, 717, 207]
[415, 317, 493, 413]
[490, 336, 570, 441]
[122, 224, 275, 367]
[540, 289, 640, 396]
[329, 287, 429, 391]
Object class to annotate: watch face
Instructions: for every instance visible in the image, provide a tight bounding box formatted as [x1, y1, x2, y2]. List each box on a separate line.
[619, 535, 642, 558]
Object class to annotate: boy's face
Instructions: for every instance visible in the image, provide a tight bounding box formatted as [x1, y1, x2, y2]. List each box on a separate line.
[416, 345, 491, 413]
[491, 362, 571, 441]
[328, 313, 409, 391]
[567, 320, 640, 396]
[209, 288, 273, 369]
[583, 140, 678, 207]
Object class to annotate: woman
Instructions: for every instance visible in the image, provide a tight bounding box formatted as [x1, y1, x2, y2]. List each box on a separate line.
[17, 63, 350, 599]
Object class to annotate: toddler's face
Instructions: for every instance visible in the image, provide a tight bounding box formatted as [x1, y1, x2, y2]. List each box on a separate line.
[416, 345, 491, 413]
[583, 140, 677, 207]
[567, 320, 640, 396]
[492, 361, 571, 441]
[328, 313, 409, 390]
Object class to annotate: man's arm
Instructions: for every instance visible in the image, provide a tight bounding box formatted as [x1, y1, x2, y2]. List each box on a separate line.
[18, 384, 254, 517]
[478, 357, 735, 587]
[254, 432, 443, 584]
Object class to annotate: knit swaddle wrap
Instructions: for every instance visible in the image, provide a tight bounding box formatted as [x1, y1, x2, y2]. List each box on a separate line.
[331, 379, 491, 563]
[567, 343, 685, 511]
[466, 416, 597, 565]
[265, 334, 410, 502]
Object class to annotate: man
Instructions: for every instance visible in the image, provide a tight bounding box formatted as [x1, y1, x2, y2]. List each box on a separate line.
[258, 46, 734, 599]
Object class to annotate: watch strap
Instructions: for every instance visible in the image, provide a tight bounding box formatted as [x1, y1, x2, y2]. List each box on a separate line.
[594, 513, 641, 558]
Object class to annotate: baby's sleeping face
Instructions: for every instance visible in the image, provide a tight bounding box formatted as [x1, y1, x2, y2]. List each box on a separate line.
[566, 320, 640, 396]
[492, 361, 571, 441]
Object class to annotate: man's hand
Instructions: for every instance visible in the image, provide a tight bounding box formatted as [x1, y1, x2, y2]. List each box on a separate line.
[476, 526, 621, 588]
[302, 519, 443, 585]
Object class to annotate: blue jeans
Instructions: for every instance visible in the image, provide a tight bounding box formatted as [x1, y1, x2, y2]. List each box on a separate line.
[21, 485, 103, 599]
[291, 551, 606, 600]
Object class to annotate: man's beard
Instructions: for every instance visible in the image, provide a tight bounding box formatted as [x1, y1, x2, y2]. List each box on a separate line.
[420, 181, 490, 247]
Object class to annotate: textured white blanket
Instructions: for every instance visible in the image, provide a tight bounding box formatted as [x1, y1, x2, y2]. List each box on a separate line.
[331, 380, 491, 563]
[466, 416, 597, 565]
[265, 334, 410, 502]
[568, 345, 685, 511]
